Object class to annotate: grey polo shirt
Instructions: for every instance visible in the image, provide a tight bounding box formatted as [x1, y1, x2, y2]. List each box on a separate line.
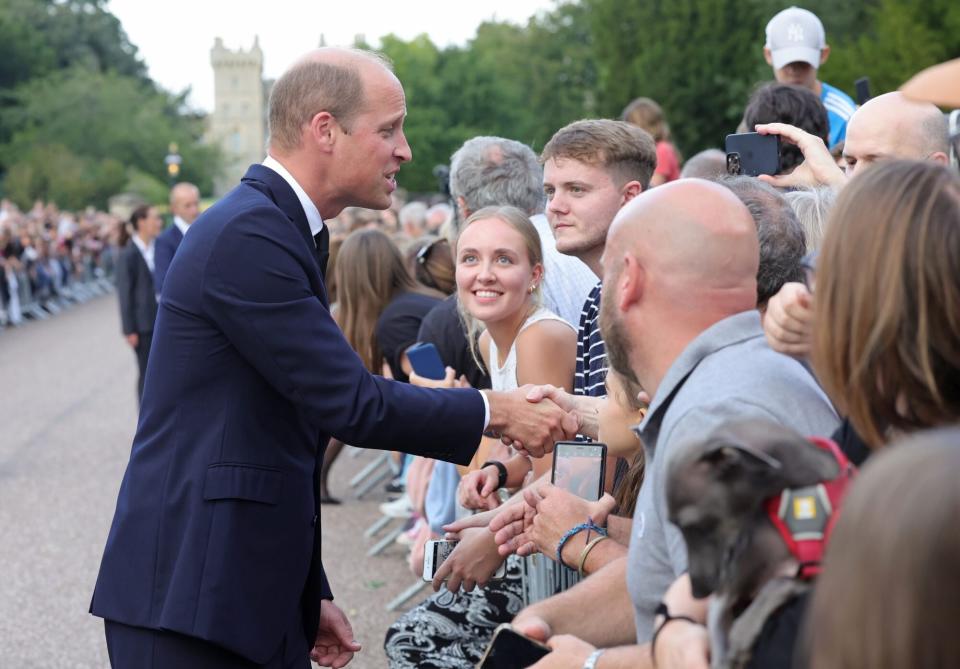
[626, 310, 839, 642]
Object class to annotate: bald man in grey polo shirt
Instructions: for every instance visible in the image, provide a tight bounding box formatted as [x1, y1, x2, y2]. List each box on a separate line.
[514, 180, 837, 669]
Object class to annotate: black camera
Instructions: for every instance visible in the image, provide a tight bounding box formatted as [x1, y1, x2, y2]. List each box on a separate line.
[433, 164, 451, 198]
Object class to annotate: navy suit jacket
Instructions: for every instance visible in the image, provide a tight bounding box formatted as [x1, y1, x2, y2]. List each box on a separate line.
[115, 241, 158, 335]
[153, 223, 183, 297]
[91, 164, 484, 663]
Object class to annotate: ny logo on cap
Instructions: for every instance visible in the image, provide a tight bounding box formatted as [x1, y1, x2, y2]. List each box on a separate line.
[788, 22, 804, 42]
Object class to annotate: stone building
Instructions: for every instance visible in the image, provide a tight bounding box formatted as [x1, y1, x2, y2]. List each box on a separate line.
[208, 37, 272, 196]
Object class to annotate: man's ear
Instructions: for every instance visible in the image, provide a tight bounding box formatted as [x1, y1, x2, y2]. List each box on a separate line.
[763, 47, 774, 67]
[621, 181, 643, 205]
[456, 197, 470, 221]
[819, 45, 831, 66]
[617, 253, 644, 311]
[307, 111, 337, 152]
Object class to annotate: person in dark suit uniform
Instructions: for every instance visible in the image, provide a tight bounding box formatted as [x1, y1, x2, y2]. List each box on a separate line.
[153, 182, 200, 297]
[115, 205, 162, 402]
[91, 48, 577, 669]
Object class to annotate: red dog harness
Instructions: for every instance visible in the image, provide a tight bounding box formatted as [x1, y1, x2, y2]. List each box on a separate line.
[764, 437, 856, 580]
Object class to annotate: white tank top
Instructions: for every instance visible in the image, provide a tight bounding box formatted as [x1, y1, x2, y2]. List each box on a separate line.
[487, 307, 575, 392]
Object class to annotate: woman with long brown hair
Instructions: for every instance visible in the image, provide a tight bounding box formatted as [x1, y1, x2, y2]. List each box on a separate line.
[334, 228, 444, 382]
[812, 159, 960, 455]
[790, 160, 960, 667]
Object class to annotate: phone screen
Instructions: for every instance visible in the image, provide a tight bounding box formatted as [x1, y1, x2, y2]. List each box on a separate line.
[551, 442, 606, 501]
[426, 540, 457, 579]
[424, 540, 507, 582]
[478, 625, 550, 668]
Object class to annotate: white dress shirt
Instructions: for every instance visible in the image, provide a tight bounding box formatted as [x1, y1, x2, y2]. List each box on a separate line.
[260, 154, 492, 427]
[262, 155, 324, 238]
[173, 215, 191, 237]
[132, 234, 155, 273]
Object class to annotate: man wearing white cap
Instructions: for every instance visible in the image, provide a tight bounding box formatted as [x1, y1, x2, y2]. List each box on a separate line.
[764, 6, 856, 148]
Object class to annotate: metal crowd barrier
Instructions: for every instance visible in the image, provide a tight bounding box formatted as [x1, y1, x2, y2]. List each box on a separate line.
[0, 251, 115, 330]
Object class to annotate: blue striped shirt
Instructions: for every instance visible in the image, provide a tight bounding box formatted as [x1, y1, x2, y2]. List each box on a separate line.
[820, 81, 857, 149]
[574, 282, 607, 398]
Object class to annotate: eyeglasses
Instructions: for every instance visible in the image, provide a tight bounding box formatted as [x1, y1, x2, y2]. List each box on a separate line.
[416, 237, 442, 265]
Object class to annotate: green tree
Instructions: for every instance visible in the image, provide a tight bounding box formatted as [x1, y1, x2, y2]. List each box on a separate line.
[586, 0, 779, 156]
[3, 143, 126, 210]
[1, 67, 220, 205]
[376, 3, 600, 192]
[824, 0, 960, 96]
[0, 0, 57, 90]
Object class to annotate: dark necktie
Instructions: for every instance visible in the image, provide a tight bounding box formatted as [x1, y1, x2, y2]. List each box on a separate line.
[313, 226, 329, 278]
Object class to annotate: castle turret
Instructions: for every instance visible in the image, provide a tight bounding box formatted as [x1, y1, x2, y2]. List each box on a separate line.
[209, 38, 266, 196]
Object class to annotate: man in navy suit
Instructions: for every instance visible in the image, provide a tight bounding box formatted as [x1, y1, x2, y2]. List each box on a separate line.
[153, 181, 200, 297]
[91, 48, 576, 669]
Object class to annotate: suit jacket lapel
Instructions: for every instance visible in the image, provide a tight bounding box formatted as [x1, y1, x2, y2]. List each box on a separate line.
[241, 164, 329, 306]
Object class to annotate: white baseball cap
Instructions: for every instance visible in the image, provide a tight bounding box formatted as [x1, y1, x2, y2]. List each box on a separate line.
[765, 6, 826, 70]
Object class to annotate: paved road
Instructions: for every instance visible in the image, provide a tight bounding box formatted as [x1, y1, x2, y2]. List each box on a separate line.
[0, 294, 420, 668]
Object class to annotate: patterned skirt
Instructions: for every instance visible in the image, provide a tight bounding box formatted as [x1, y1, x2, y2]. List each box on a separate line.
[383, 557, 524, 668]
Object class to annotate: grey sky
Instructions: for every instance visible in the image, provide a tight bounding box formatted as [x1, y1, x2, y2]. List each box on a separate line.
[107, 0, 554, 112]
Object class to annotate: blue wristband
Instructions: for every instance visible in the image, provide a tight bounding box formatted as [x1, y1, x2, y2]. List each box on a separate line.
[556, 517, 607, 567]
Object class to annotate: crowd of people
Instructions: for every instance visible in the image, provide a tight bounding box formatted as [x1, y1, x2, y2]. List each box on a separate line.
[0, 199, 119, 329]
[73, 5, 960, 668]
[312, 7, 957, 669]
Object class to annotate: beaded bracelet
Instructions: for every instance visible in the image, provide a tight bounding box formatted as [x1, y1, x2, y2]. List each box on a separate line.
[555, 517, 607, 568]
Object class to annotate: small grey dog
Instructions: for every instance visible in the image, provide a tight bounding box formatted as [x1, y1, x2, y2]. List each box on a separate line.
[666, 419, 849, 669]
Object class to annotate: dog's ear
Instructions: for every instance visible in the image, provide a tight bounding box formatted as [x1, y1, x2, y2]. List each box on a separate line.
[700, 420, 840, 493]
[700, 443, 782, 481]
[763, 437, 839, 490]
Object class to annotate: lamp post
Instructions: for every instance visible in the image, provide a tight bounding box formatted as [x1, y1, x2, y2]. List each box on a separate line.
[164, 142, 182, 186]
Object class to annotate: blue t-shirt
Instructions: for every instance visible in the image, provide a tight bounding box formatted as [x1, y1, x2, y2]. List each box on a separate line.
[820, 81, 857, 149]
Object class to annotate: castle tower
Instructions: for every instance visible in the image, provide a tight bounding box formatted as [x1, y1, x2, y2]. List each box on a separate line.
[209, 37, 266, 196]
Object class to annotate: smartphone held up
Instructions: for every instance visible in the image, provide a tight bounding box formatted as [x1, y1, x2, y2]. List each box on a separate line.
[551, 441, 607, 502]
[725, 132, 781, 177]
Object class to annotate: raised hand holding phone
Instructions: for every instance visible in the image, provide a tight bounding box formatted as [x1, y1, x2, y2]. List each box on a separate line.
[724, 132, 781, 177]
[551, 442, 607, 502]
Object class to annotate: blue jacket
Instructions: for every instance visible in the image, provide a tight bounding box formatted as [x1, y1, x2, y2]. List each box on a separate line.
[91, 164, 484, 663]
[153, 223, 183, 297]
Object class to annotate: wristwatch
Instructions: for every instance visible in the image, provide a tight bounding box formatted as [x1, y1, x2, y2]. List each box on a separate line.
[583, 649, 605, 669]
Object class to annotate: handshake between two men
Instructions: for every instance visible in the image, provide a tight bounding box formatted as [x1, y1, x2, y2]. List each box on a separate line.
[411, 371, 587, 460]
[411, 372, 619, 591]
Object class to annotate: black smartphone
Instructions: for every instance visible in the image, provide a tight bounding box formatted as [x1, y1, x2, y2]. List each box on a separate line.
[477, 624, 550, 668]
[855, 77, 871, 105]
[725, 132, 781, 177]
[551, 441, 607, 501]
[405, 342, 446, 380]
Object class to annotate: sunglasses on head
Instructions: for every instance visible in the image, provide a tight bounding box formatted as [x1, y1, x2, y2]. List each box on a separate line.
[417, 237, 442, 265]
